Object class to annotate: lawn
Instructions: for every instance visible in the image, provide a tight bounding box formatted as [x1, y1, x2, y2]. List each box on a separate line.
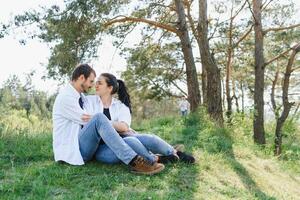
[1, 111, 299, 200]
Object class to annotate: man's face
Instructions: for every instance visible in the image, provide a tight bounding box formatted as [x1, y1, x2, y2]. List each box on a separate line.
[80, 73, 96, 93]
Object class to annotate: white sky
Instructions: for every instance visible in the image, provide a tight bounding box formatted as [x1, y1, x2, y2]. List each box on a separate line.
[0, 0, 130, 95]
[0, 0, 299, 95]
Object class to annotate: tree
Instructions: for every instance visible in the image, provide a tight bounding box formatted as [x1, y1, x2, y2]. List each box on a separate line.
[105, 0, 201, 112]
[122, 40, 186, 100]
[272, 43, 300, 155]
[174, 0, 201, 111]
[251, 0, 300, 144]
[6, 0, 202, 112]
[252, 0, 266, 144]
[198, 0, 224, 125]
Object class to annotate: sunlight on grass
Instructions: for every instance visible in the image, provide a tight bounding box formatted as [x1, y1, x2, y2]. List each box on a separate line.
[1, 109, 299, 199]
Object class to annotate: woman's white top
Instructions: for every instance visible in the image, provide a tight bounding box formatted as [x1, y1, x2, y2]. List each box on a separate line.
[84, 95, 132, 127]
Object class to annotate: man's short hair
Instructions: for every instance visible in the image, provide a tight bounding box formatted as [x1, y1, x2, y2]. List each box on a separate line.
[71, 64, 96, 81]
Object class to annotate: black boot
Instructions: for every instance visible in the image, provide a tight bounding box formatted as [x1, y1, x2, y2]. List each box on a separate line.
[158, 154, 179, 164]
[177, 151, 195, 164]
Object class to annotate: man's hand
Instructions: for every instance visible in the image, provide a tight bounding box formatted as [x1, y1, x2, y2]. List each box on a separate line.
[81, 114, 92, 122]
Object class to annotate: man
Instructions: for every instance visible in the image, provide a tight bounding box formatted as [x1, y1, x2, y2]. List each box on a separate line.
[52, 64, 164, 175]
[178, 96, 190, 117]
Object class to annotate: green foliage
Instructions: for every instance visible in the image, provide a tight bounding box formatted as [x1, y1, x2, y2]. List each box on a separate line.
[0, 109, 51, 137]
[11, 0, 131, 80]
[122, 40, 184, 100]
[0, 74, 55, 120]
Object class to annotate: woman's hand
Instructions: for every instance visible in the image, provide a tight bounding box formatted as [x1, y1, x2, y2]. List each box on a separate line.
[81, 114, 92, 122]
[112, 121, 129, 133]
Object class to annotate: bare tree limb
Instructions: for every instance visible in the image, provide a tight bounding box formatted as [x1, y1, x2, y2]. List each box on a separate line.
[262, 0, 275, 11]
[170, 79, 187, 96]
[185, 0, 198, 41]
[270, 69, 279, 118]
[263, 23, 300, 35]
[234, 24, 253, 47]
[104, 15, 179, 35]
[291, 66, 300, 72]
[232, 0, 248, 20]
[265, 47, 293, 66]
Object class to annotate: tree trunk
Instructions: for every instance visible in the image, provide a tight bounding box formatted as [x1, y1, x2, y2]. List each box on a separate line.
[175, 0, 201, 112]
[271, 69, 280, 119]
[201, 62, 207, 105]
[225, 48, 233, 120]
[225, 5, 235, 121]
[198, 0, 224, 125]
[253, 0, 266, 144]
[222, 79, 226, 110]
[274, 44, 300, 155]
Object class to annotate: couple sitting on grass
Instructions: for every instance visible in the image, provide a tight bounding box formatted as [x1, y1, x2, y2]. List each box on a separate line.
[52, 64, 195, 175]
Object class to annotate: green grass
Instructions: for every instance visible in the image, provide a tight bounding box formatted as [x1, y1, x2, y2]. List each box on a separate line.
[0, 109, 300, 199]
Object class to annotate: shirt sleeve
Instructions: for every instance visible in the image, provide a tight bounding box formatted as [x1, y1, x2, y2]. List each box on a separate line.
[54, 94, 87, 125]
[116, 103, 132, 127]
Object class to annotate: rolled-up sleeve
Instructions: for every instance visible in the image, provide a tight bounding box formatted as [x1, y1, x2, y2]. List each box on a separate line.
[117, 104, 131, 127]
[54, 94, 87, 125]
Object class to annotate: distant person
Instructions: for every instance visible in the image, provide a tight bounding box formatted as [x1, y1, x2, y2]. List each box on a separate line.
[52, 64, 164, 175]
[178, 96, 190, 116]
[84, 73, 195, 165]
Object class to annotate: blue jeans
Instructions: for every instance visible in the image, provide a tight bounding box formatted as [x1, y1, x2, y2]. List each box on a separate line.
[181, 110, 187, 116]
[78, 113, 137, 165]
[94, 133, 175, 164]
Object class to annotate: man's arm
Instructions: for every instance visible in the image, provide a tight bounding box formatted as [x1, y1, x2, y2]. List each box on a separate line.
[54, 94, 89, 125]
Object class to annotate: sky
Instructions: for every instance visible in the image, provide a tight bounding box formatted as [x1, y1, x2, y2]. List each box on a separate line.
[0, 0, 299, 96]
[0, 0, 130, 95]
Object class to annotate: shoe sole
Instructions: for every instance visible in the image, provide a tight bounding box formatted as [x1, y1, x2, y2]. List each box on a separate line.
[131, 164, 165, 175]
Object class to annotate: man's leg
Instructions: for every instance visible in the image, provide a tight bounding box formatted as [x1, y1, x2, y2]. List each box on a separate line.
[94, 144, 121, 164]
[95, 137, 157, 164]
[79, 113, 165, 175]
[78, 113, 136, 164]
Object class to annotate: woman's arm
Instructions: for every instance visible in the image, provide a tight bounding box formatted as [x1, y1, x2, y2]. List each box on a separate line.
[112, 121, 130, 133]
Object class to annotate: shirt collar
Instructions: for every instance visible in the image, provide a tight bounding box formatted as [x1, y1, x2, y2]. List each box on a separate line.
[67, 83, 86, 100]
[98, 97, 119, 107]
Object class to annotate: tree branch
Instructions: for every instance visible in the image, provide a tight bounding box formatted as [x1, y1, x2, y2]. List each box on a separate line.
[234, 24, 253, 47]
[232, 0, 248, 20]
[291, 66, 300, 72]
[263, 23, 300, 35]
[104, 15, 179, 35]
[265, 47, 293, 66]
[186, 0, 198, 41]
[262, 0, 275, 11]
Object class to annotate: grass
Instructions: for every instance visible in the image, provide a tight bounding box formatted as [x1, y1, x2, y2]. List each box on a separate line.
[0, 109, 300, 200]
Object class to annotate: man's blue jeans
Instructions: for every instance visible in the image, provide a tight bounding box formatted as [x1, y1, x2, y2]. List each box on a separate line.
[95, 134, 175, 164]
[181, 110, 188, 116]
[78, 113, 137, 165]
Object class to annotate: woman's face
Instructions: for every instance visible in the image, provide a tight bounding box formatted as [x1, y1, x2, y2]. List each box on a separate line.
[95, 76, 113, 97]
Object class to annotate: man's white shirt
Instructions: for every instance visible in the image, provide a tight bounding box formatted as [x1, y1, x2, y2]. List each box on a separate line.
[52, 83, 88, 165]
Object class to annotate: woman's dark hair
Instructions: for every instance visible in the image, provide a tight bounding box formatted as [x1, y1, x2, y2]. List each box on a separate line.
[72, 64, 96, 81]
[101, 73, 132, 113]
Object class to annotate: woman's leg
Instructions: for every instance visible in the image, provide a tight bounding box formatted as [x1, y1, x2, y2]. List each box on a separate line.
[133, 134, 175, 156]
[95, 137, 157, 164]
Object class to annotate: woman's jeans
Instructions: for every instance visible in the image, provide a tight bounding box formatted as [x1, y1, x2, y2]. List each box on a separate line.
[95, 133, 175, 164]
[78, 113, 137, 165]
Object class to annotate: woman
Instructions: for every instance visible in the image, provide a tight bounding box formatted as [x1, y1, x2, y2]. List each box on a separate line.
[85, 73, 195, 165]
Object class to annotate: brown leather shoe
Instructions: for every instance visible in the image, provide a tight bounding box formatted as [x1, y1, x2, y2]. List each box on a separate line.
[130, 156, 165, 175]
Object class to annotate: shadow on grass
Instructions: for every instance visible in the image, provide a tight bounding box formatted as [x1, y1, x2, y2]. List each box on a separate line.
[0, 130, 199, 200]
[180, 112, 276, 200]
